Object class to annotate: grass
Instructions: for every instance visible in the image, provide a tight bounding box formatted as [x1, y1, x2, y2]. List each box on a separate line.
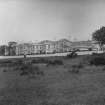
[0, 55, 105, 105]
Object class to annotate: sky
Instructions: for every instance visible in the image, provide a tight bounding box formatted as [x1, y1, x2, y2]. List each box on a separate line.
[0, 0, 105, 45]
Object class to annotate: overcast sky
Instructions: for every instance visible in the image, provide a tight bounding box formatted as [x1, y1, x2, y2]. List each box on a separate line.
[0, 0, 105, 45]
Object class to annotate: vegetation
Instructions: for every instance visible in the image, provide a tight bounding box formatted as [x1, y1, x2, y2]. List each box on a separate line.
[31, 58, 48, 64]
[0, 46, 6, 56]
[89, 53, 105, 66]
[90, 56, 105, 66]
[47, 59, 63, 66]
[0, 55, 105, 105]
[67, 51, 78, 58]
[92, 26, 105, 50]
[19, 62, 44, 76]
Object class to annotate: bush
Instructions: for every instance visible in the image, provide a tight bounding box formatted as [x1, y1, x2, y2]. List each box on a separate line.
[67, 52, 77, 58]
[20, 63, 44, 76]
[0, 60, 12, 66]
[90, 56, 105, 66]
[92, 52, 98, 56]
[47, 59, 63, 66]
[20, 64, 31, 75]
[0, 59, 23, 67]
[10, 60, 23, 67]
[0, 60, 12, 64]
[53, 60, 63, 65]
[92, 52, 105, 57]
[31, 58, 48, 64]
[15, 59, 23, 65]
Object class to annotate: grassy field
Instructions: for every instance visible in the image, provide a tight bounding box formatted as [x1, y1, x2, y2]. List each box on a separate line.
[0, 55, 105, 105]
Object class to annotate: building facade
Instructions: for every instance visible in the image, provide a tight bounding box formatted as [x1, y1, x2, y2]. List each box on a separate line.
[32, 43, 44, 54]
[55, 39, 72, 53]
[39, 40, 56, 54]
[71, 40, 94, 51]
[16, 43, 33, 55]
[0, 39, 100, 56]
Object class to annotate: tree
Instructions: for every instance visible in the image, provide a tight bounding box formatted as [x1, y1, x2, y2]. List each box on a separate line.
[92, 26, 105, 50]
[0, 46, 5, 55]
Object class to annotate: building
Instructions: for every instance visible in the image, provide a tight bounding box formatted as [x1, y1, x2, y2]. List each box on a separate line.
[55, 39, 72, 53]
[71, 40, 94, 51]
[16, 39, 72, 55]
[16, 43, 33, 55]
[39, 40, 56, 54]
[13, 39, 100, 56]
[16, 42, 45, 55]
[32, 43, 44, 54]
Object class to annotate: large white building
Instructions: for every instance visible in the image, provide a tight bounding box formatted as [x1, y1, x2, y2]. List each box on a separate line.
[15, 39, 72, 55]
[0, 39, 102, 56]
[14, 39, 97, 55]
[16, 43, 32, 55]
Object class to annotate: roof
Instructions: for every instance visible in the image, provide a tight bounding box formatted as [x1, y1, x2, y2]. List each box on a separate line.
[57, 38, 72, 43]
[39, 40, 55, 44]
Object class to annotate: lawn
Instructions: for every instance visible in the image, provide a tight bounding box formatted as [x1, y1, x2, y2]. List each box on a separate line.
[0, 55, 105, 105]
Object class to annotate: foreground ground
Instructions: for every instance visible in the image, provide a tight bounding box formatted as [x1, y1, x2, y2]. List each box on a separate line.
[0, 55, 105, 105]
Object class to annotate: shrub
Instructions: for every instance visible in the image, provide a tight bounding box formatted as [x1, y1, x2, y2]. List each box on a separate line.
[92, 52, 105, 57]
[15, 59, 23, 65]
[47, 59, 63, 66]
[20, 63, 44, 76]
[90, 56, 105, 66]
[20, 64, 31, 75]
[31, 58, 48, 64]
[0, 59, 23, 67]
[0, 60, 12, 67]
[53, 60, 63, 65]
[10, 60, 23, 67]
[67, 52, 77, 58]
[92, 52, 99, 56]
[0, 60, 12, 64]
